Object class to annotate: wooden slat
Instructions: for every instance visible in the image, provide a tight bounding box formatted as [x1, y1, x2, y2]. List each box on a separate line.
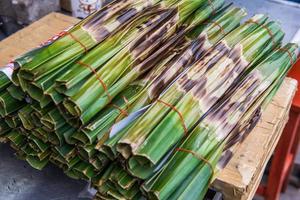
[213, 78, 298, 200]
[0, 12, 79, 66]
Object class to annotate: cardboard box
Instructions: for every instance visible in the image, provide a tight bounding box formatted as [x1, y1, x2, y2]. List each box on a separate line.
[60, 0, 72, 12]
[70, 0, 102, 18]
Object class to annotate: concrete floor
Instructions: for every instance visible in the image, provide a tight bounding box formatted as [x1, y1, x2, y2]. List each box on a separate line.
[254, 185, 300, 200]
[0, 143, 88, 200]
[281, 186, 300, 200]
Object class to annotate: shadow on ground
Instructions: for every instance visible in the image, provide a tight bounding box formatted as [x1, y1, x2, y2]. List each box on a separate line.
[0, 143, 88, 200]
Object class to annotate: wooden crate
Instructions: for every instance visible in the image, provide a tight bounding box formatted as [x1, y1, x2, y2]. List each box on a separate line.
[212, 78, 297, 200]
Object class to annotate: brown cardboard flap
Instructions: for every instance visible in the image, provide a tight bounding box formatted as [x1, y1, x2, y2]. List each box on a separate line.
[0, 12, 79, 66]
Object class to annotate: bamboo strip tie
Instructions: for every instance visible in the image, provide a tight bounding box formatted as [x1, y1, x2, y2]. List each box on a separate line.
[65, 32, 88, 53]
[176, 147, 215, 181]
[246, 20, 276, 48]
[201, 21, 226, 36]
[207, 0, 216, 15]
[157, 99, 188, 135]
[276, 47, 295, 66]
[76, 61, 112, 102]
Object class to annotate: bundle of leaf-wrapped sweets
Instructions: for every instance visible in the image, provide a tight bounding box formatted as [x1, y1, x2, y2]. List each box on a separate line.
[0, 0, 298, 199]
